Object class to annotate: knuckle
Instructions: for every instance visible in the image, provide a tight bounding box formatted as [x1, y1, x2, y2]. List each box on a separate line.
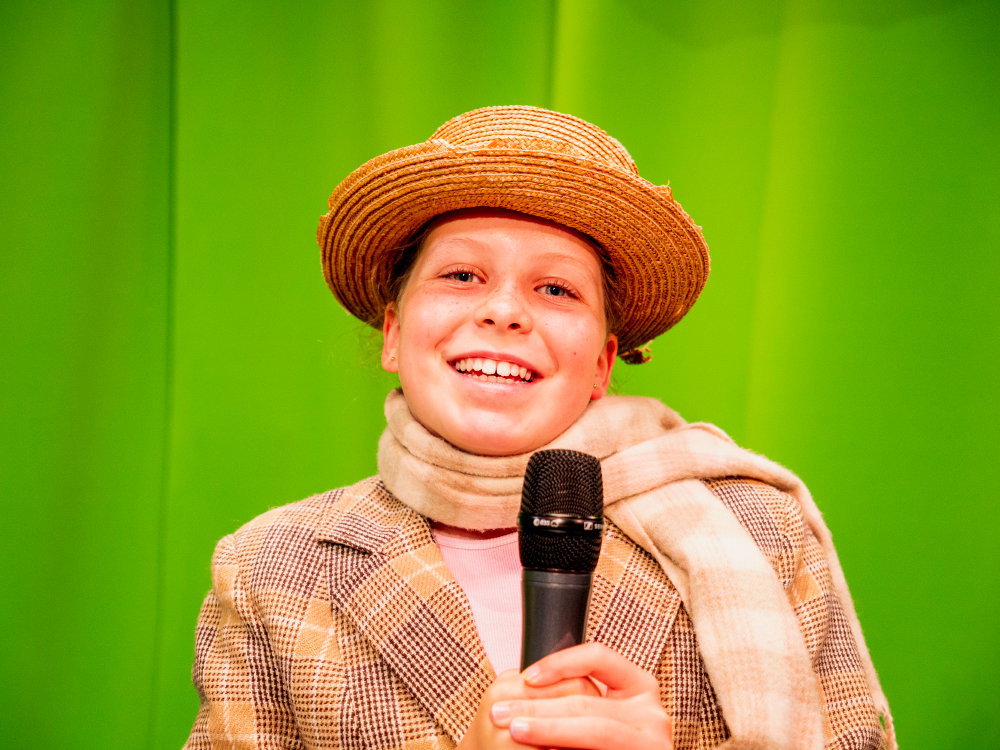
[485, 681, 516, 702]
[644, 706, 672, 738]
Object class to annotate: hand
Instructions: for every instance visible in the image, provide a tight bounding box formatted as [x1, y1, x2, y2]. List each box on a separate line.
[458, 665, 602, 750]
[488, 643, 672, 750]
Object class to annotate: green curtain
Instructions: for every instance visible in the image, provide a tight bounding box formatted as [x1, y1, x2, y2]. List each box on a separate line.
[2, 1, 997, 747]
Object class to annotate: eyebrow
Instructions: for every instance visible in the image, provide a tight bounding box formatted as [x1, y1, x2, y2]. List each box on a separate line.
[530, 249, 600, 269]
[421, 235, 488, 252]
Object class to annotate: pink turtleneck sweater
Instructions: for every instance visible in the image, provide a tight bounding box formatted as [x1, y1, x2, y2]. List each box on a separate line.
[432, 528, 522, 675]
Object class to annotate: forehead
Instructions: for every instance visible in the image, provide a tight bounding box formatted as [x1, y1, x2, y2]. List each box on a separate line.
[418, 208, 604, 269]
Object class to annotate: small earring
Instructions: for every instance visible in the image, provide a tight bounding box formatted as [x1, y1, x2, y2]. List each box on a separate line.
[390, 356, 396, 361]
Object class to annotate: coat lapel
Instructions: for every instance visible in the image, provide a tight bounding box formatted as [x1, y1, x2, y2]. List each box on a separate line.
[316, 477, 493, 744]
[587, 522, 683, 674]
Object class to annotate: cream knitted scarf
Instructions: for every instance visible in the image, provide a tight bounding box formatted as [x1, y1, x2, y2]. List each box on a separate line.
[376, 389, 895, 750]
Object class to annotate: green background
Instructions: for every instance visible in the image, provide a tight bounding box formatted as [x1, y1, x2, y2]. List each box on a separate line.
[2, 0, 997, 747]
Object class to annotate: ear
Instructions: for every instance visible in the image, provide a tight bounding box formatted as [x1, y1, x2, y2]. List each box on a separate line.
[590, 334, 618, 401]
[381, 304, 400, 373]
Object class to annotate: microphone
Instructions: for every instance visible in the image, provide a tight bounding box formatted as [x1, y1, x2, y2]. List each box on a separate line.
[518, 449, 605, 670]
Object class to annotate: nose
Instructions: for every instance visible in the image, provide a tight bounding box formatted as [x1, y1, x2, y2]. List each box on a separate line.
[476, 283, 532, 333]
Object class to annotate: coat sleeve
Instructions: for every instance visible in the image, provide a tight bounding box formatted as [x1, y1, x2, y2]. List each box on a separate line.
[787, 509, 888, 750]
[703, 478, 888, 750]
[184, 534, 303, 750]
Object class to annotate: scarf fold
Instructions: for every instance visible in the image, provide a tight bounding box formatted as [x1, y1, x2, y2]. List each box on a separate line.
[376, 389, 895, 750]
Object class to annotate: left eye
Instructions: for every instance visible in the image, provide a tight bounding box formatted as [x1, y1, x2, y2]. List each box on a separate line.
[448, 271, 480, 283]
[540, 284, 568, 297]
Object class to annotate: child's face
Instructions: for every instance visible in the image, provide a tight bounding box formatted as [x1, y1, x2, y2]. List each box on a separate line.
[382, 209, 617, 457]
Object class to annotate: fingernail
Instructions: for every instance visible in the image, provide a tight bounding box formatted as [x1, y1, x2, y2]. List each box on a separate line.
[509, 718, 529, 740]
[522, 665, 541, 684]
[490, 702, 510, 721]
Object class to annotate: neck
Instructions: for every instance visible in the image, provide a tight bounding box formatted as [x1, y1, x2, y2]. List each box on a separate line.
[430, 522, 517, 540]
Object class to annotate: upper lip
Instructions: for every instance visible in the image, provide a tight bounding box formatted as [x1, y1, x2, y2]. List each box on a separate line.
[448, 351, 541, 377]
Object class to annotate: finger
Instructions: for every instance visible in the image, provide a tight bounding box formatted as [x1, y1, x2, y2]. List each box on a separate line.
[498, 694, 630, 720]
[490, 680, 602, 727]
[523, 676, 602, 700]
[487, 673, 601, 708]
[523, 643, 658, 697]
[496, 693, 667, 724]
[508, 715, 671, 750]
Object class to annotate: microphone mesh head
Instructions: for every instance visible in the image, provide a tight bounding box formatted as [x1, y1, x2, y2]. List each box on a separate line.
[519, 449, 604, 572]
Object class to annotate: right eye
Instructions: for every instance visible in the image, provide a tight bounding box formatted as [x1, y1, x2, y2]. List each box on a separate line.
[447, 270, 482, 283]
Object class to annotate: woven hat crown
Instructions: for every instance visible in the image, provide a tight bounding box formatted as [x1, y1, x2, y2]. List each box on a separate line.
[431, 107, 639, 176]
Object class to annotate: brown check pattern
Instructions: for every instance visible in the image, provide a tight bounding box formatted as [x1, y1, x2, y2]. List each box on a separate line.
[184, 476, 885, 749]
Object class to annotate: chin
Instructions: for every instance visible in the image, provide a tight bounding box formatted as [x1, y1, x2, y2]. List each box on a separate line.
[442, 411, 568, 457]
[407, 389, 591, 457]
[445, 426, 533, 457]
[459, 438, 532, 457]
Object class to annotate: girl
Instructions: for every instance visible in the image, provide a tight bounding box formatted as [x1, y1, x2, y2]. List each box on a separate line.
[184, 106, 894, 750]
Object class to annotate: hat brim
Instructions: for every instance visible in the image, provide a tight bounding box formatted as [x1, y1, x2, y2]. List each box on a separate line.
[318, 140, 709, 355]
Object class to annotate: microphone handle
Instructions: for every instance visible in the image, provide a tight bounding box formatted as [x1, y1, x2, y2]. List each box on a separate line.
[520, 570, 593, 671]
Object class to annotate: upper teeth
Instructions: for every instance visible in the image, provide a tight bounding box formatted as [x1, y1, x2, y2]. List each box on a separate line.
[453, 358, 533, 382]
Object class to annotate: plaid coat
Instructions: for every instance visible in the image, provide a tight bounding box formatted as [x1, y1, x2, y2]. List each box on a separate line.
[184, 476, 886, 750]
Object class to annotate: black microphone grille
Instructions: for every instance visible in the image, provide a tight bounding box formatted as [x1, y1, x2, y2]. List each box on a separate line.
[519, 450, 604, 572]
[520, 449, 603, 517]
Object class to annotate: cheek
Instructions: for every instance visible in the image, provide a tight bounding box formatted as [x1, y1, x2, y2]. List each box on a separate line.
[398, 292, 468, 355]
[544, 314, 605, 370]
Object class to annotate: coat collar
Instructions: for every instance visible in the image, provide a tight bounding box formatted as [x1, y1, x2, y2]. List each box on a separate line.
[315, 476, 411, 554]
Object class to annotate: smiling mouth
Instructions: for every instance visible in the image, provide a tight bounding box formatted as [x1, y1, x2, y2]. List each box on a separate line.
[451, 357, 536, 384]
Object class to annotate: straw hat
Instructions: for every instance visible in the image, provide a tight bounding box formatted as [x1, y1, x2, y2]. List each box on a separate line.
[317, 105, 709, 363]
